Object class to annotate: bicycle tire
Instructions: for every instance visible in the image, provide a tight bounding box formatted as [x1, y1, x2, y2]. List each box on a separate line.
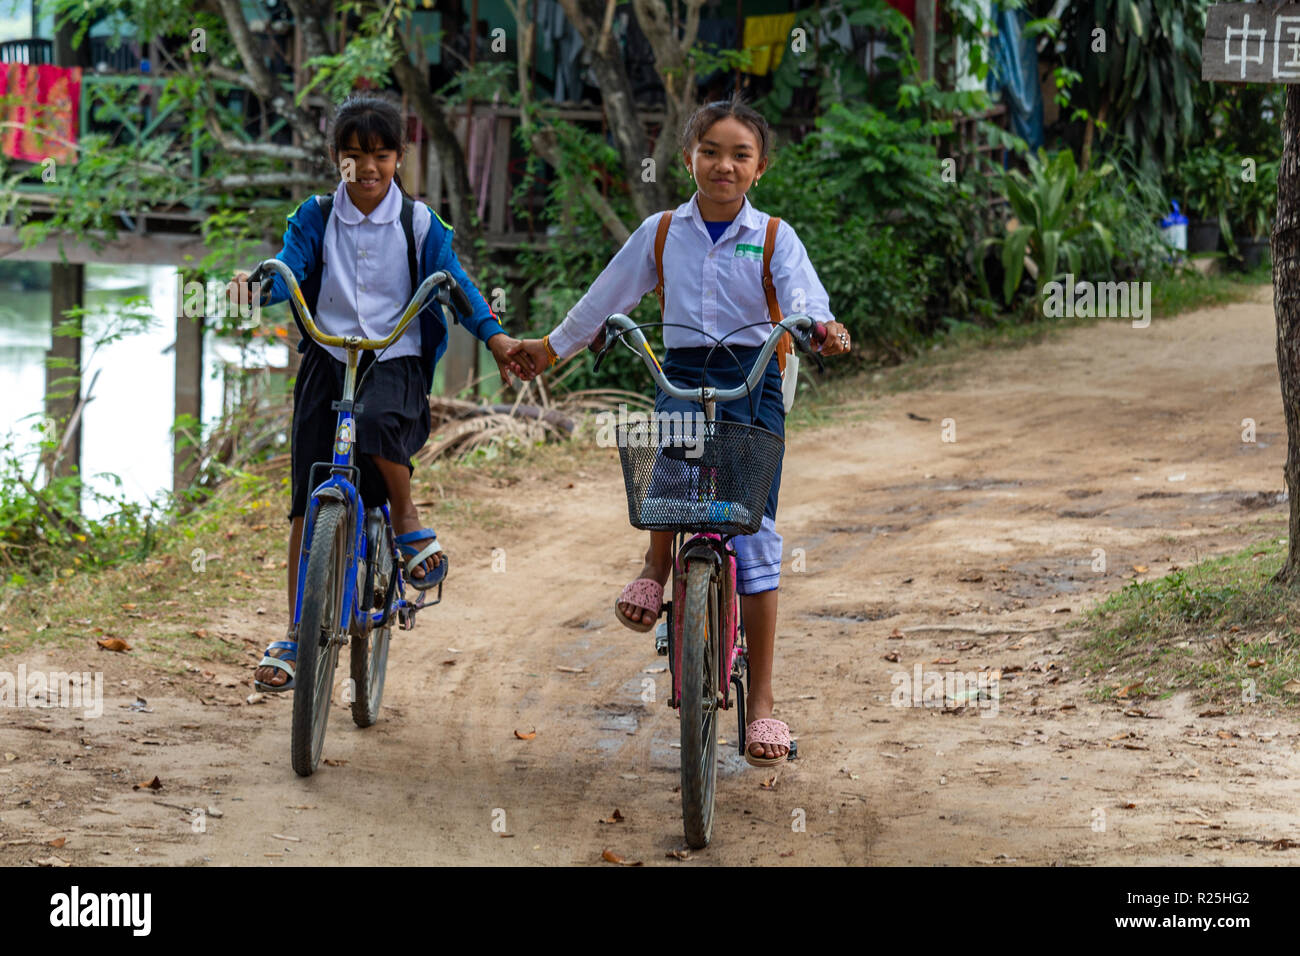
[291, 500, 347, 776]
[351, 514, 393, 727]
[680, 559, 720, 849]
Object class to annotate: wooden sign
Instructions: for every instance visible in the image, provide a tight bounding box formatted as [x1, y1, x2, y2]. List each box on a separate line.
[1204, 3, 1300, 83]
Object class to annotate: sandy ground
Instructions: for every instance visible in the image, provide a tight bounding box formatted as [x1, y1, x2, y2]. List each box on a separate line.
[4, 286, 1300, 866]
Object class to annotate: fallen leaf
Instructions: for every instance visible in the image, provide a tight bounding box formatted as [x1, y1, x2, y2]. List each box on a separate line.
[1131, 565, 1148, 574]
[514, 727, 537, 740]
[322, 758, 347, 767]
[601, 848, 642, 866]
[1283, 680, 1300, 695]
[3, 753, 15, 762]
[97, 637, 131, 652]
[598, 809, 625, 825]
[883, 652, 901, 663]
[556, 666, 586, 673]
[192, 629, 208, 639]
[132, 776, 163, 791]
[957, 572, 983, 583]
[666, 848, 692, 860]
[1247, 659, 1266, 669]
[932, 657, 958, 665]
[1116, 681, 1145, 699]
[888, 628, 904, 639]
[48, 837, 66, 848]
[245, 693, 266, 705]
[120, 603, 137, 611]
[1198, 708, 1227, 717]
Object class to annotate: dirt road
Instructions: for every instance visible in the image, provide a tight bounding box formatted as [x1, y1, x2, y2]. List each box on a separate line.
[5, 287, 1300, 866]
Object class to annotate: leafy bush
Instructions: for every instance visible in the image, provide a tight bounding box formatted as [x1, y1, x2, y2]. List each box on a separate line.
[982, 148, 1114, 305]
[1083, 150, 1180, 282]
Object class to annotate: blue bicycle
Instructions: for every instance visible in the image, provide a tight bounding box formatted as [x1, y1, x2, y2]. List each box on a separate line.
[246, 258, 472, 776]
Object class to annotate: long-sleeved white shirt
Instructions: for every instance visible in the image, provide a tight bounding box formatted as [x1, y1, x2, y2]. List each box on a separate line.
[547, 191, 836, 360]
[315, 179, 431, 364]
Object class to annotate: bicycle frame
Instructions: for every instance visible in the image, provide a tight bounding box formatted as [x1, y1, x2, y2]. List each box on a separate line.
[250, 257, 465, 640]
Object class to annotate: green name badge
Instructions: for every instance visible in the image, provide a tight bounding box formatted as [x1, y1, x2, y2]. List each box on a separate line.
[734, 243, 764, 260]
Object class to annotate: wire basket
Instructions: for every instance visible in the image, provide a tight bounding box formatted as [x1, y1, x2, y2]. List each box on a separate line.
[615, 418, 784, 536]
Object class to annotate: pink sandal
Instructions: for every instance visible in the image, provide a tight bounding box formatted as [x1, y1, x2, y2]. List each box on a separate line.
[745, 717, 792, 767]
[614, 578, 663, 632]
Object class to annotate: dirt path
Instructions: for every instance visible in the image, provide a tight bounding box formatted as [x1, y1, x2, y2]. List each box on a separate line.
[6, 287, 1300, 866]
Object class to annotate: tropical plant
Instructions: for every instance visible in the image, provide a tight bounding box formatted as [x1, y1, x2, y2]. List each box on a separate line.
[1168, 143, 1235, 251]
[1230, 158, 1279, 241]
[983, 148, 1115, 305]
[1083, 149, 1180, 281]
[1051, 0, 1209, 171]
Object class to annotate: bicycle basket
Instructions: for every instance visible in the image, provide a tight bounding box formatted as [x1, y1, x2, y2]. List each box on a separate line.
[615, 418, 783, 536]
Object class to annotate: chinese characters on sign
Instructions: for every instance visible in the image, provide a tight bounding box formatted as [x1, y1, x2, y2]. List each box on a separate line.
[1204, 5, 1300, 83]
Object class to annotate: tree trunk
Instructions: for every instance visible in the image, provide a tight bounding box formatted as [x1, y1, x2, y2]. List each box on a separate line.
[1274, 85, 1300, 584]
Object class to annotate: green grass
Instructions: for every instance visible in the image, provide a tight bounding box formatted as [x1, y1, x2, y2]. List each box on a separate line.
[1081, 527, 1300, 711]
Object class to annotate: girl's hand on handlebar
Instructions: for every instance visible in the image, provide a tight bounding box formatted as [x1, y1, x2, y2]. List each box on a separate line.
[507, 338, 553, 378]
[227, 271, 253, 309]
[817, 320, 851, 357]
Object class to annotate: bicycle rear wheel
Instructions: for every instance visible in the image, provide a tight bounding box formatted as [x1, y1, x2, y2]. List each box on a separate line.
[291, 500, 347, 776]
[351, 512, 394, 727]
[680, 559, 720, 848]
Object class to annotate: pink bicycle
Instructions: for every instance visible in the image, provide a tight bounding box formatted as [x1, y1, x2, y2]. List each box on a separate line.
[592, 312, 826, 847]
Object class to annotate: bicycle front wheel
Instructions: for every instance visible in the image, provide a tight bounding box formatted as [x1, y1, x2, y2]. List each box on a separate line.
[291, 500, 347, 776]
[679, 559, 720, 849]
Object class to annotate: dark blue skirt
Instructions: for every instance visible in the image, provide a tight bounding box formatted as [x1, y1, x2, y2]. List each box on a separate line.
[653, 346, 785, 522]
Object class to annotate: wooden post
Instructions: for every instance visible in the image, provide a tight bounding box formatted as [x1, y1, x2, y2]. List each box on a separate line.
[45, 263, 84, 486]
[173, 309, 204, 494]
[1202, 5, 1299, 579]
[440, 113, 478, 396]
[915, 0, 936, 83]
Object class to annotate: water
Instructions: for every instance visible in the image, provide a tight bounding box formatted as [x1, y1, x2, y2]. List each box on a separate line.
[0, 264, 286, 520]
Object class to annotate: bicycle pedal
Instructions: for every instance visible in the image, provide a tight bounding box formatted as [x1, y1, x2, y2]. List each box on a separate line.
[654, 619, 669, 656]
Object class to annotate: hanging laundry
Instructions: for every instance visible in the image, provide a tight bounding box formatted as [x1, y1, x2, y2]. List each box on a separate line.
[536, 0, 585, 102]
[741, 12, 797, 76]
[696, 16, 739, 91]
[0, 63, 82, 164]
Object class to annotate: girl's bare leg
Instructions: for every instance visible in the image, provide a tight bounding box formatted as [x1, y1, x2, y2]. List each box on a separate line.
[617, 531, 674, 625]
[740, 588, 786, 760]
[367, 454, 440, 579]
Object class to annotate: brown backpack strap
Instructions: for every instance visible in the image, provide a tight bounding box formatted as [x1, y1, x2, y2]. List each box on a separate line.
[763, 216, 792, 375]
[653, 211, 672, 317]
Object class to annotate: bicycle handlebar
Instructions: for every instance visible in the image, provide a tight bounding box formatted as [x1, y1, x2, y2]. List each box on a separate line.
[593, 313, 827, 405]
[246, 258, 472, 352]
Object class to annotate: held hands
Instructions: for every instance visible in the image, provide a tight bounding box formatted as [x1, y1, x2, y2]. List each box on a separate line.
[488, 333, 540, 386]
[506, 338, 554, 379]
[817, 320, 852, 357]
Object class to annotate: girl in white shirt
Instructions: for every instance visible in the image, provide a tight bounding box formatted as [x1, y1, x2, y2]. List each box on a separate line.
[514, 94, 851, 765]
[233, 93, 529, 692]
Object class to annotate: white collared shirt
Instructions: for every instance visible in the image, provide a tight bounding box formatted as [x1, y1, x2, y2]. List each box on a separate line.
[547, 192, 835, 359]
[315, 179, 433, 364]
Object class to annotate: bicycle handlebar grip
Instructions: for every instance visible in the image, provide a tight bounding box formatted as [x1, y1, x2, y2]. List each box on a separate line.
[587, 327, 607, 354]
[812, 320, 828, 348]
[449, 281, 472, 321]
